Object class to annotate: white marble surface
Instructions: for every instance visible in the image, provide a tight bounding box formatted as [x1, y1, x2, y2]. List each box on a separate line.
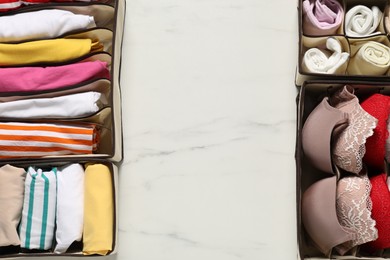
[118, 0, 299, 259]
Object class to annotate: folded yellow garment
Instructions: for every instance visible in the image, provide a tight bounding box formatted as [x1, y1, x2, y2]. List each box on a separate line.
[83, 163, 113, 256]
[348, 41, 390, 75]
[0, 39, 102, 66]
[0, 164, 26, 247]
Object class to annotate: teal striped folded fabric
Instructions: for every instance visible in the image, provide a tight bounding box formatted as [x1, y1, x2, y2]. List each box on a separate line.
[19, 167, 57, 250]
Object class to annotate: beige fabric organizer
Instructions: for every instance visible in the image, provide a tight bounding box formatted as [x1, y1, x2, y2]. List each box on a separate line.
[0, 0, 125, 257]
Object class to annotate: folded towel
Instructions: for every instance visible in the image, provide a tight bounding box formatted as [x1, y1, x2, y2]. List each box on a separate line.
[0, 9, 95, 43]
[0, 165, 26, 247]
[0, 38, 102, 66]
[302, 0, 344, 36]
[55, 164, 84, 254]
[83, 163, 113, 255]
[348, 41, 390, 75]
[0, 122, 99, 159]
[302, 37, 349, 74]
[19, 167, 57, 250]
[0, 91, 103, 118]
[345, 5, 383, 37]
[0, 61, 109, 93]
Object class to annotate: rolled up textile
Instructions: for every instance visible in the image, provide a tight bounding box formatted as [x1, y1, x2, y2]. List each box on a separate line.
[347, 41, 390, 75]
[345, 5, 383, 37]
[19, 167, 57, 250]
[302, 0, 344, 36]
[0, 91, 104, 118]
[55, 164, 84, 254]
[0, 0, 21, 11]
[0, 61, 109, 93]
[0, 10, 95, 43]
[0, 122, 99, 159]
[0, 165, 26, 247]
[0, 38, 102, 66]
[83, 163, 113, 255]
[302, 37, 349, 74]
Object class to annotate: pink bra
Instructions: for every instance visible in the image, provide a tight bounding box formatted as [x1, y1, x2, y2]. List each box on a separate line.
[302, 175, 378, 256]
[302, 86, 377, 174]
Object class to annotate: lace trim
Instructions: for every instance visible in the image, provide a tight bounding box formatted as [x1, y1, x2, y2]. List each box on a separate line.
[335, 175, 378, 254]
[332, 97, 377, 174]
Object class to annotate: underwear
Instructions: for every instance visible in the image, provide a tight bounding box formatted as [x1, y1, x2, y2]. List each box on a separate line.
[347, 41, 390, 76]
[0, 122, 99, 159]
[302, 176, 356, 255]
[335, 175, 378, 254]
[302, 37, 349, 74]
[0, 61, 109, 93]
[0, 91, 104, 118]
[364, 174, 390, 251]
[0, 165, 26, 247]
[0, 9, 95, 43]
[0, 38, 102, 66]
[83, 163, 113, 255]
[19, 167, 57, 250]
[345, 5, 383, 37]
[302, 97, 349, 174]
[361, 94, 390, 170]
[55, 163, 84, 254]
[330, 86, 377, 174]
[302, 0, 344, 36]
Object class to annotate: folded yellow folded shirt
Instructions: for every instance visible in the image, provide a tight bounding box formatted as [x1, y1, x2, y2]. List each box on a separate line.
[0, 38, 103, 66]
[83, 163, 113, 256]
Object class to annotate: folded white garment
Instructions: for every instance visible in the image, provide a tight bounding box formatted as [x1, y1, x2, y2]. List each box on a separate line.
[302, 37, 349, 74]
[348, 41, 390, 75]
[0, 91, 103, 118]
[0, 9, 95, 43]
[19, 167, 57, 250]
[55, 164, 84, 254]
[345, 5, 383, 37]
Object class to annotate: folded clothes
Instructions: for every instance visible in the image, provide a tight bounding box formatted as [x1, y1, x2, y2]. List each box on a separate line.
[302, 0, 344, 36]
[0, 91, 103, 118]
[55, 164, 84, 254]
[0, 9, 95, 43]
[83, 163, 113, 256]
[0, 122, 99, 159]
[347, 41, 390, 75]
[0, 165, 26, 247]
[302, 37, 349, 74]
[0, 38, 103, 66]
[0, 61, 109, 93]
[19, 167, 57, 250]
[345, 5, 382, 37]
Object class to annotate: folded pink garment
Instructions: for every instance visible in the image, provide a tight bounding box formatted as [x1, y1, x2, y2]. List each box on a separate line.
[0, 61, 109, 93]
[303, 0, 344, 36]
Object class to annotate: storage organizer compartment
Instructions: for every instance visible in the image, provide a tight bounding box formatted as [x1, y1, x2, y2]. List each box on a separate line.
[0, 160, 119, 257]
[297, 81, 390, 259]
[297, 0, 390, 85]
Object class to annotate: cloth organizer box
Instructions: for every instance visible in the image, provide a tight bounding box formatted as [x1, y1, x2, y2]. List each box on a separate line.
[0, 0, 125, 257]
[296, 81, 390, 260]
[296, 0, 390, 85]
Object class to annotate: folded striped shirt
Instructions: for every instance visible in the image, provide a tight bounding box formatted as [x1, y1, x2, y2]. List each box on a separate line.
[0, 122, 99, 159]
[19, 167, 57, 250]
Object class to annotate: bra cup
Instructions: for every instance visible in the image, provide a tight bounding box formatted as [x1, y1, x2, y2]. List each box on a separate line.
[302, 98, 349, 174]
[302, 176, 356, 255]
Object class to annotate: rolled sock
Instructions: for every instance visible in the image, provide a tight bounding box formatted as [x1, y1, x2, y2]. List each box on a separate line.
[0, 61, 109, 93]
[0, 9, 95, 43]
[19, 167, 57, 250]
[0, 0, 21, 12]
[55, 164, 84, 254]
[0, 165, 26, 247]
[0, 91, 103, 118]
[83, 163, 113, 256]
[345, 5, 382, 37]
[302, 37, 349, 74]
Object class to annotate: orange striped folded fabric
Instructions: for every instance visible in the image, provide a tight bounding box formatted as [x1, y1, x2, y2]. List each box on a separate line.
[0, 122, 99, 159]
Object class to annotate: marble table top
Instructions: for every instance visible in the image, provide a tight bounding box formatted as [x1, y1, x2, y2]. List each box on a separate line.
[117, 0, 298, 259]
